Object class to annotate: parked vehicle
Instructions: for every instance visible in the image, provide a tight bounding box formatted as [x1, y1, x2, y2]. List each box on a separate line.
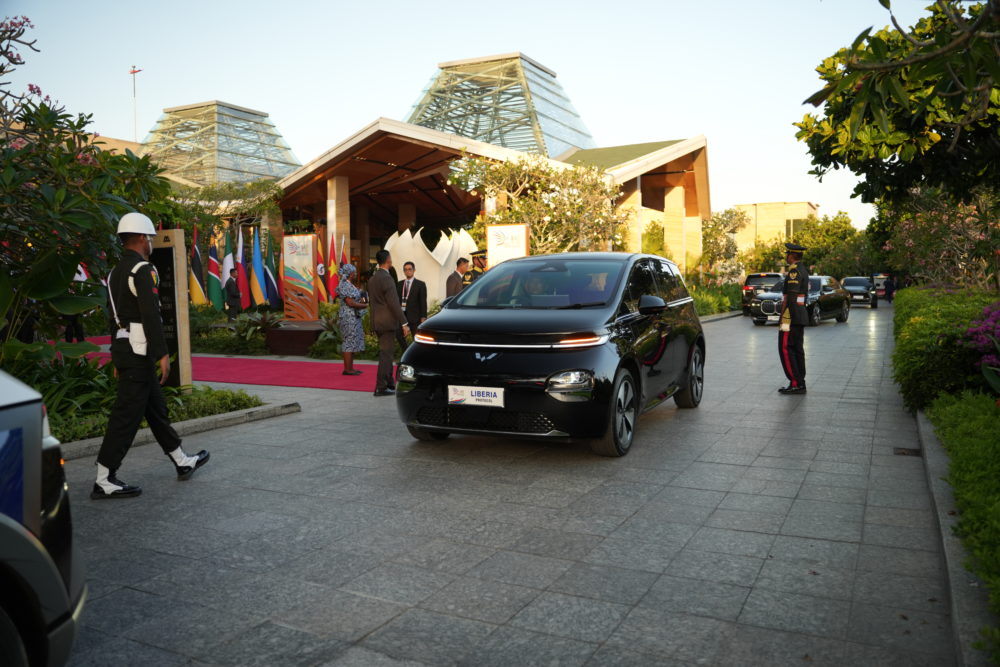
[0, 371, 86, 667]
[741, 272, 783, 315]
[395, 252, 706, 457]
[841, 276, 878, 308]
[872, 273, 890, 298]
[749, 275, 851, 326]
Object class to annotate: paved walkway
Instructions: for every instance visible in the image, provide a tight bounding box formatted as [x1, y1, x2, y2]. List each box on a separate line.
[64, 303, 955, 666]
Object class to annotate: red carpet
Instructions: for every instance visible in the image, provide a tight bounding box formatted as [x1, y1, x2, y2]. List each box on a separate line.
[89, 352, 378, 392]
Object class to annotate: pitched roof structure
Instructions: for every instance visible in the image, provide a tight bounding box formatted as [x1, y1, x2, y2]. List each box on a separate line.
[141, 101, 300, 187]
[560, 140, 684, 171]
[406, 52, 595, 158]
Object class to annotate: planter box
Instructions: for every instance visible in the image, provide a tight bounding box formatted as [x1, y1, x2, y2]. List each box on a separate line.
[265, 322, 323, 355]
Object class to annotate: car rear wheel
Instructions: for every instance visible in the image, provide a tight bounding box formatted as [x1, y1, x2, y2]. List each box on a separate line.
[674, 345, 704, 409]
[407, 426, 450, 441]
[809, 304, 821, 326]
[836, 301, 849, 322]
[590, 368, 638, 457]
[752, 319, 765, 326]
[0, 607, 28, 667]
[871, 299, 878, 309]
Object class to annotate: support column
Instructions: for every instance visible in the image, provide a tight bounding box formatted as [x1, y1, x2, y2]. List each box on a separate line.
[326, 176, 350, 265]
[356, 206, 370, 272]
[398, 203, 415, 232]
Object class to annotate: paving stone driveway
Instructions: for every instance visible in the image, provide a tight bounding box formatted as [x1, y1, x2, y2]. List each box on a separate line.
[64, 304, 955, 666]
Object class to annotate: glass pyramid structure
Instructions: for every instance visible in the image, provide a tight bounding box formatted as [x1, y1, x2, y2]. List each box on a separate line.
[406, 53, 596, 158]
[141, 101, 300, 186]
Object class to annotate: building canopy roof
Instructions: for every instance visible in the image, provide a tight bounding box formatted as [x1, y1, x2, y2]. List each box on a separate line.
[406, 52, 595, 159]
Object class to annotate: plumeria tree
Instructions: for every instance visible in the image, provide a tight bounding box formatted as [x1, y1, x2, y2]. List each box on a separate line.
[0, 16, 171, 366]
[448, 154, 630, 255]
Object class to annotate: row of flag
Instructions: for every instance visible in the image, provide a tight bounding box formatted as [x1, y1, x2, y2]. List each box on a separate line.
[188, 225, 281, 311]
[188, 226, 349, 311]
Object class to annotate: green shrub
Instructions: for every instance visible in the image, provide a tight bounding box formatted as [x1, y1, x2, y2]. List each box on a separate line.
[191, 327, 268, 355]
[892, 287, 998, 410]
[189, 304, 226, 336]
[48, 385, 264, 442]
[926, 391, 1000, 661]
[689, 284, 740, 316]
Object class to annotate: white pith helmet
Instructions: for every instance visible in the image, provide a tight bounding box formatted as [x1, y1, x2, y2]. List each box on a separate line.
[117, 212, 157, 235]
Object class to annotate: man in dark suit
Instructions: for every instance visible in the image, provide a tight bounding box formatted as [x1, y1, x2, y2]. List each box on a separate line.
[224, 268, 241, 320]
[446, 257, 468, 298]
[369, 249, 409, 396]
[395, 261, 427, 351]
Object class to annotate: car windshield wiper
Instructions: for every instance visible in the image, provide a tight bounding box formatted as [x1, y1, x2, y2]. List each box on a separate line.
[556, 301, 607, 309]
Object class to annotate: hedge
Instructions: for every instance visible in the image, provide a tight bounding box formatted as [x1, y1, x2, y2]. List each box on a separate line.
[926, 391, 1000, 662]
[891, 287, 997, 411]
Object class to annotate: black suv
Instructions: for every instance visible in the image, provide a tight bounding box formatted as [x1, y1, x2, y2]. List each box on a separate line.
[841, 276, 878, 308]
[741, 273, 783, 315]
[0, 371, 86, 667]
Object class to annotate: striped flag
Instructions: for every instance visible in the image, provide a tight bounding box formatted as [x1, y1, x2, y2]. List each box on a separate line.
[315, 238, 329, 303]
[249, 227, 268, 306]
[264, 240, 281, 306]
[326, 231, 339, 296]
[188, 225, 209, 305]
[207, 241, 224, 311]
[340, 235, 348, 267]
[221, 228, 234, 283]
[236, 226, 251, 309]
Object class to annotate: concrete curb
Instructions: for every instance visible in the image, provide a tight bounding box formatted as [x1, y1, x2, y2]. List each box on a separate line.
[699, 311, 744, 323]
[61, 401, 302, 462]
[917, 411, 997, 667]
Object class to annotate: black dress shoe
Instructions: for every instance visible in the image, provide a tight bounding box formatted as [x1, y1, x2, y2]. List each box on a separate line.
[373, 388, 395, 397]
[779, 385, 807, 395]
[90, 476, 142, 500]
[174, 450, 210, 480]
[387, 383, 396, 390]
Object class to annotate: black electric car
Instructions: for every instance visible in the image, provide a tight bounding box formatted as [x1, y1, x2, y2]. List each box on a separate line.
[841, 276, 879, 308]
[395, 253, 705, 457]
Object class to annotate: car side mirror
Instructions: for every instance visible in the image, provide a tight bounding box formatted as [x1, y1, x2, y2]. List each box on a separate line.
[638, 294, 667, 315]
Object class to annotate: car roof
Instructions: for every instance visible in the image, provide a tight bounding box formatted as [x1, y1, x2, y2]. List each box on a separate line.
[507, 251, 674, 266]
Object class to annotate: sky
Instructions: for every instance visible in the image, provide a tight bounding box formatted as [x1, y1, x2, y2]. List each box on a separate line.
[5, 0, 930, 230]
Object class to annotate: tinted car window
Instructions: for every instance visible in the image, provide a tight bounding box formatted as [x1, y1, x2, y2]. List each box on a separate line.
[842, 277, 872, 288]
[452, 258, 626, 309]
[651, 260, 683, 302]
[745, 274, 780, 286]
[622, 260, 658, 314]
[809, 277, 822, 291]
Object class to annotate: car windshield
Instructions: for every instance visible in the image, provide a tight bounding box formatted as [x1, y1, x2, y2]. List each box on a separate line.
[746, 274, 779, 286]
[842, 277, 871, 287]
[450, 258, 627, 309]
[809, 277, 822, 291]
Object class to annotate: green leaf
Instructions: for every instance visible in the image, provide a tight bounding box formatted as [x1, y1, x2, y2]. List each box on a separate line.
[878, 0, 890, 8]
[804, 83, 836, 107]
[53, 341, 100, 359]
[885, 75, 911, 110]
[873, 104, 890, 135]
[47, 294, 104, 315]
[22, 250, 80, 300]
[0, 270, 12, 328]
[850, 27, 873, 52]
[848, 99, 869, 141]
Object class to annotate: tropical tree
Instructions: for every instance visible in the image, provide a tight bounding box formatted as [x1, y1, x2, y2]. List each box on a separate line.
[449, 154, 630, 254]
[0, 16, 171, 366]
[795, 1, 1000, 204]
[793, 212, 860, 271]
[739, 240, 787, 274]
[700, 208, 750, 281]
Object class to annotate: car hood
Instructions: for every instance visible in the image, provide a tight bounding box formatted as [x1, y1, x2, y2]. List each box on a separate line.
[421, 306, 613, 337]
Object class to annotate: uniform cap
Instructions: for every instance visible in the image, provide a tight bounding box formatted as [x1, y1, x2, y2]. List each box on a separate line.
[117, 212, 157, 236]
[470, 249, 487, 258]
[784, 242, 807, 253]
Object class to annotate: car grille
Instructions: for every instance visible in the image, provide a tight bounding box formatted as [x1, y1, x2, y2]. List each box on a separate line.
[416, 406, 556, 434]
[760, 300, 779, 315]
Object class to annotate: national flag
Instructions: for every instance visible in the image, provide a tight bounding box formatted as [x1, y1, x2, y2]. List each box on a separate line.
[73, 263, 89, 282]
[221, 228, 234, 283]
[326, 232, 339, 296]
[340, 234, 348, 267]
[277, 248, 285, 298]
[188, 225, 209, 305]
[236, 225, 251, 309]
[315, 238, 329, 303]
[207, 240, 224, 311]
[249, 227, 268, 306]
[264, 241, 281, 306]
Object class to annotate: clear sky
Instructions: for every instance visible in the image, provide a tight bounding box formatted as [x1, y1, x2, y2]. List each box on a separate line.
[5, 0, 929, 230]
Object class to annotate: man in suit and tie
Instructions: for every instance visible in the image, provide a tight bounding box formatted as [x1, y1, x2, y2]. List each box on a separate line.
[395, 261, 427, 352]
[369, 249, 409, 396]
[446, 257, 469, 298]
[224, 268, 241, 320]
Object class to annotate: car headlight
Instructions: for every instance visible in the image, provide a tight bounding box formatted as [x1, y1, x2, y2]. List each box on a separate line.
[547, 370, 594, 390]
[398, 364, 416, 382]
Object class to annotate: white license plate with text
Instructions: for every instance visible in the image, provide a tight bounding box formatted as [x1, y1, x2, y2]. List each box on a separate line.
[448, 385, 505, 407]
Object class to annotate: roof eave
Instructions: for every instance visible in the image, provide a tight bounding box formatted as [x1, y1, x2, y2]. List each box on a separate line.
[603, 135, 708, 184]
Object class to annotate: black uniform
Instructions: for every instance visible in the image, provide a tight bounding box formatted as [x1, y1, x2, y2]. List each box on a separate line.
[225, 276, 241, 320]
[462, 265, 485, 288]
[778, 261, 809, 390]
[97, 249, 182, 471]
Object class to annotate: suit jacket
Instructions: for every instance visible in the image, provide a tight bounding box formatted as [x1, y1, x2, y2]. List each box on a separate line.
[445, 271, 464, 297]
[369, 268, 407, 333]
[224, 277, 241, 307]
[396, 278, 427, 324]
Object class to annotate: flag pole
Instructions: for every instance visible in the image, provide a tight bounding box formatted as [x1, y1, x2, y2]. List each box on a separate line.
[129, 65, 143, 143]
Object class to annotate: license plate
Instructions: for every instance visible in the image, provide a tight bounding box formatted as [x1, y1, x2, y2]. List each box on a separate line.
[768, 315, 780, 321]
[448, 385, 504, 407]
[852, 295, 864, 300]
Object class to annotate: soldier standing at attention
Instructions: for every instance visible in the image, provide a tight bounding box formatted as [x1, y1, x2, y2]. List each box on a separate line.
[92, 212, 210, 499]
[778, 242, 809, 395]
[462, 249, 488, 288]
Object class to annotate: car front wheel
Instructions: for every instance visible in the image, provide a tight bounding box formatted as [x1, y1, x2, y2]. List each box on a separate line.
[871, 298, 878, 309]
[809, 305, 822, 326]
[836, 301, 849, 322]
[0, 607, 28, 667]
[590, 368, 638, 457]
[674, 345, 704, 409]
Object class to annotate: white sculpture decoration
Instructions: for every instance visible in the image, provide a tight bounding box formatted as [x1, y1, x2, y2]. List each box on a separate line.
[385, 228, 479, 308]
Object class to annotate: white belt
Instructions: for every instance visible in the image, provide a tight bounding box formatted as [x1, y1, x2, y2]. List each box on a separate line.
[116, 329, 130, 339]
